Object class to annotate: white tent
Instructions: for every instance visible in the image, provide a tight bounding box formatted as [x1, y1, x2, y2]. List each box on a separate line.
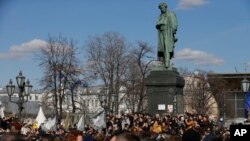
[35, 107, 47, 127]
[77, 115, 85, 131]
[0, 100, 5, 118]
[0, 106, 5, 118]
[92, 111, 105, 129]
[43, 116, 57, 131]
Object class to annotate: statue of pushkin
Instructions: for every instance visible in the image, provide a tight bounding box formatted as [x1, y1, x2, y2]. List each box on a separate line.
[156, 2, 178, 68]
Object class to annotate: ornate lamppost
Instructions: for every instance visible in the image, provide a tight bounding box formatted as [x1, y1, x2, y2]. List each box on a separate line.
[241, 78, 250, 124]
[98, 89, 116, 135]
[6, 71, 33, 120]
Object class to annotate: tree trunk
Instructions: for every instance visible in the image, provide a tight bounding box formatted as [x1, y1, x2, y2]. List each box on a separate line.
[71, 89, 76, 113]
[53, 70, 59, 121]
[137, 84, 144, 112]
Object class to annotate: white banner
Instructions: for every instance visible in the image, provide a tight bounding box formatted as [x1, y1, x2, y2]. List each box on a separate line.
[167, 105, 173, 112]
[158, 104, 166, 110]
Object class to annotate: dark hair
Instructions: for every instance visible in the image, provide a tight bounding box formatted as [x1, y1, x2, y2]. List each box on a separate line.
[0, 133, 27, 141]
[116, 132, 141, 141]
[211, 137, 224, 141]
[159, 2, 167, 9]
[110, 130, 126, 139]
[168, 135, 182, 141]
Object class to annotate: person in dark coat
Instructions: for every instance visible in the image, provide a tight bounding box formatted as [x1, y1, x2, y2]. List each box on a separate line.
[182, 128, 201, 141]
[203, 128, 216, 141]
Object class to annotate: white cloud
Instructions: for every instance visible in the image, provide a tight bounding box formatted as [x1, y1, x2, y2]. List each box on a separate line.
[0, 39, 47, 60]
[175, 48, 224, 66]
[176, 0, 209, 10]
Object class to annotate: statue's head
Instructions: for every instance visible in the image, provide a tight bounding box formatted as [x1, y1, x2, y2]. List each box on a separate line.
[159, 2, 167, 13]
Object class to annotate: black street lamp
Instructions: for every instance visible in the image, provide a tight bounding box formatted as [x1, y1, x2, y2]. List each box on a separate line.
[241, 78, 250, 124]
[98, 89, 116, 135]
[6, 71, 32, 120]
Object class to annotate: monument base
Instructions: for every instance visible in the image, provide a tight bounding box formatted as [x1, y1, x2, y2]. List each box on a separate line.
[145, 66, 185, 116]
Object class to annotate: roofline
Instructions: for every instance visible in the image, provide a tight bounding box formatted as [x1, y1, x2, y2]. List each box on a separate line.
[207, 73, 250, 79]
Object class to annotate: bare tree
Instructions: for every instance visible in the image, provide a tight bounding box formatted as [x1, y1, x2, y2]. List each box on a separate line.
[37, 35, 80, 122]
[178, 67, 192, 76]
[124, 59, 140, 113]
[124, 41, 152, 113]
[207, 74, 232, 118]
[183, 69, 224, 116]
[85, 32, 130, 114]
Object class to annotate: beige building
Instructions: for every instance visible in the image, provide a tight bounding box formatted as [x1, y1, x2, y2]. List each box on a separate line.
[183, 71, 219, 119]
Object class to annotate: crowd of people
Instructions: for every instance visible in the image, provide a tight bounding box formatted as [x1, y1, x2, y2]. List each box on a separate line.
[0, 111, 231, 141]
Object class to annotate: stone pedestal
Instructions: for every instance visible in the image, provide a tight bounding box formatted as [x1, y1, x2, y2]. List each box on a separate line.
[145, 67, 185, 116]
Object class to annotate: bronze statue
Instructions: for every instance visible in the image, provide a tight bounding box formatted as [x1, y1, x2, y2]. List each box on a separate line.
[156, 2, 178, 68]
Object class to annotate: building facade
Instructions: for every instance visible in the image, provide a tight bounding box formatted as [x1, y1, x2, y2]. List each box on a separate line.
[183, 72, 219, 119]
[207, 73, 250, 120]
[0, 85, 128, 117]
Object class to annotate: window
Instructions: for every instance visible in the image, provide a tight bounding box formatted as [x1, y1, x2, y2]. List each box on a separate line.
[35, 95, 38, 100]
[29, 96, 32, 100]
